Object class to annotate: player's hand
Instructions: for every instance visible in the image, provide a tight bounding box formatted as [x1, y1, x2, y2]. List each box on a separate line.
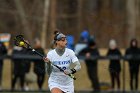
[43, 57, 50, 63]
[64, 69, 72, 75]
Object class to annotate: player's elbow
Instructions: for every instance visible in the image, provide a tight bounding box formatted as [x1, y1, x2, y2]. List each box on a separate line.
[79, 64, 81, 70]
[76, 64, 81, 71]
[74, 61, 81, 72]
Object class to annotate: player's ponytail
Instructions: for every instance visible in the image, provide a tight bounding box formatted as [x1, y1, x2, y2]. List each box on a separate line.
[54, 32, 61, 41]
[53, 30, 61, 44]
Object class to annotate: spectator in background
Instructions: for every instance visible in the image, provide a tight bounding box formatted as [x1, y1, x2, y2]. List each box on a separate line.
[33, 38, 45, 90]
[79, 38, 100, 92]
[24, 48, 32, 91]
[107, 39, 121, 90]
[125, 39, 140, 90]
[0, 41, 7, 90]
[75, 28, 90, 55]
[79, 28, 90, 43]
[12, 46, 27, 90]
[66, 35, 74, 50]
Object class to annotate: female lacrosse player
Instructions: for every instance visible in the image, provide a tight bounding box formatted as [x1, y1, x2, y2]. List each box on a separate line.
[44, 32, 81, 93]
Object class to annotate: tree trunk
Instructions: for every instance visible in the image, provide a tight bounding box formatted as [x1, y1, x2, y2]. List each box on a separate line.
[14, 0, 32, 43]
[48, 0, 57, 47]
[41, 0, 50, 48]
[126, 0, 136, 42]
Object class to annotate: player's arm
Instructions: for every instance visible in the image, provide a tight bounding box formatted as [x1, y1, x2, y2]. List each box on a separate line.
[71, 61, 81, 74]
[64, 50, 81, 75]
[45, 62, 52, 75]
[71, 50, 81, 74]
[64, 61, 81, 75]
[44, 53, 53, 75]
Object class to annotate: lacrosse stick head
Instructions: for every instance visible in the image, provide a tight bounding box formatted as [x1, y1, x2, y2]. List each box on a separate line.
[14, 35, 31, 49]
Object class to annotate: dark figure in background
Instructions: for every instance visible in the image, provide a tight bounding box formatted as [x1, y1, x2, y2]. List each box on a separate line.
[107, 39, 121, 90]
[12, 46, 27, 90]
[125, 39, 140, 90]
[23, 48, 32, 91]
[33, 38, 45, 90]
[0, 42, 7, 90]
[79, 39, 100, 92]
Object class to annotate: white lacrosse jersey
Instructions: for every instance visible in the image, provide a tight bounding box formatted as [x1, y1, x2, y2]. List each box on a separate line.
[47, 48, 79, 93]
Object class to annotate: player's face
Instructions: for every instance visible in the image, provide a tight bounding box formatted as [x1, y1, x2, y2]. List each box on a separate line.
[57, 37, 67, 48]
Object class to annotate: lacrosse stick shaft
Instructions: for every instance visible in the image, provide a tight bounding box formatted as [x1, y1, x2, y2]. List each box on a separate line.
[32, 49, 44, 57]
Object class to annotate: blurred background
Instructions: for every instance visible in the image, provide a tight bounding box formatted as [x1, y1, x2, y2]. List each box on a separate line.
[0, 0, 140, 93]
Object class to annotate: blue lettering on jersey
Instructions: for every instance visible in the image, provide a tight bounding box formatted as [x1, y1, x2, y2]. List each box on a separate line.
[53, 60, 71, 65]
[62, 66, 66, 70]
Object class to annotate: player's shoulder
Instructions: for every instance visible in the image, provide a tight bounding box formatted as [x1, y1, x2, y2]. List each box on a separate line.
[47, 49, 55, 55]
[66, 48, 75, 53]
[66, 48, 73, 51]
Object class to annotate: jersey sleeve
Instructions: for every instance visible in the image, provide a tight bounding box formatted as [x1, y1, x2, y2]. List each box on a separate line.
[69, 49, 79, 63]
[47, 51, 52, 61]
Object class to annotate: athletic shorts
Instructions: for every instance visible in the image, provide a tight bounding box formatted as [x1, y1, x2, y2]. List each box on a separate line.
[48, 80, 74, 93]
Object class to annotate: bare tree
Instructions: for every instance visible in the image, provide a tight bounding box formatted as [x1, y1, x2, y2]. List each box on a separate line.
[41, 0, 50, 48]
[126, 0, 136, 42]
[14, 0, 32, 42]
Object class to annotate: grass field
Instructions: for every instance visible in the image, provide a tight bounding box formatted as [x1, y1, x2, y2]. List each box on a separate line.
[0, 90, 140, 93]
[1, 49, 140, 91]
